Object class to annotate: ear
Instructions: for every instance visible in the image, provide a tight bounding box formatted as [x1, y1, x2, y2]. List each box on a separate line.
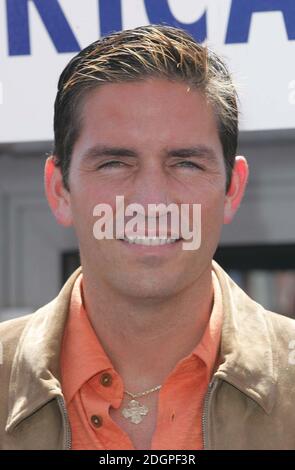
[44, 156, 73, 226]
[223, 156, 249, 224]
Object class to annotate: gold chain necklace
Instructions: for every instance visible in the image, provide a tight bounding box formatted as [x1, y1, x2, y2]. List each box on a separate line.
[121, 385, 162, 424]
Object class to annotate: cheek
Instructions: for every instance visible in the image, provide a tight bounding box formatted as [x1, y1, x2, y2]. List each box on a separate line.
[70, 191, 119, 241]
[199, 187, 225, 227]
[71, 176, 114, 213]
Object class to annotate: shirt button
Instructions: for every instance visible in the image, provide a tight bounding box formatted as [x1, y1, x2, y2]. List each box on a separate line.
[91, 415, 103, 428]
[100, 372, 113, 387]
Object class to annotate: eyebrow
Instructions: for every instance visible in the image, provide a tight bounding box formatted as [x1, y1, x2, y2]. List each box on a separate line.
[81, 144, 217, 163]
[82, 145, 137, 161]
[167, 146, 217, 161]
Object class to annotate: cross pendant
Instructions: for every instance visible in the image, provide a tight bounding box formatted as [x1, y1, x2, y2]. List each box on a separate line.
[121, 399, 149, 424]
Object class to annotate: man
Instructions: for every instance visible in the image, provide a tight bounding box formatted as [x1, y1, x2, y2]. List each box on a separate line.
[0, 24, 295, 450]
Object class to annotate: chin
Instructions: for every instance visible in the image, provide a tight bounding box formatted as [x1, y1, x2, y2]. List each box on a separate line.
[110, 273, 184, 301]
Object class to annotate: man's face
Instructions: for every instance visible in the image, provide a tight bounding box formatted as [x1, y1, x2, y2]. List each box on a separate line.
[64, 78, 228, 299]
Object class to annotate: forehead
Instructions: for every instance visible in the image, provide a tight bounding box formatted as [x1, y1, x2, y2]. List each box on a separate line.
[76, 78, 222, 152]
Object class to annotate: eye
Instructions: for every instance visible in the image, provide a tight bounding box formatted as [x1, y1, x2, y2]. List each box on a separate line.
[97, 160, 127, 169]
[175, 161, 202, 170]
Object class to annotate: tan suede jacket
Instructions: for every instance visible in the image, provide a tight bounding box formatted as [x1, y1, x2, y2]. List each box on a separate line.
[0, 260, 295, 450]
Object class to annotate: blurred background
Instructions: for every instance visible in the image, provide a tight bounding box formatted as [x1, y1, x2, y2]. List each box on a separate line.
[0, 0, 294, 320]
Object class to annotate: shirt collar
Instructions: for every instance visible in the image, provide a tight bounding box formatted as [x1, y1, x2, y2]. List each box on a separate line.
[61, 273, 115, 404]
[61, 269, 223, 404]
[191, 269, 223, 381]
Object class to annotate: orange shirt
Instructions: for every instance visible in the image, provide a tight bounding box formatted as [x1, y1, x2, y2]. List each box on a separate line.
[61, 269, 223, 450]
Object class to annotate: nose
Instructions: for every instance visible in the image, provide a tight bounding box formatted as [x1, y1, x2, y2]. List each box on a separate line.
[126, 160, 172, 209]
[121, 161, 181, 237]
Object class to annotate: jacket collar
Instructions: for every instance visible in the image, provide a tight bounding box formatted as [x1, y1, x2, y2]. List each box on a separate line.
[6, 261, 277, 431]
[6, 267, 82, 432]
[212, 260, 277, 414]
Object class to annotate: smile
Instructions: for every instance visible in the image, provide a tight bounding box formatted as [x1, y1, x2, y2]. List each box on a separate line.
[122, 236, 180, 246]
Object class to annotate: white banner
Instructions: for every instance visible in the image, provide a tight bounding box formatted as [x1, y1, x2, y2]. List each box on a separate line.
[0, 0, 294, 143]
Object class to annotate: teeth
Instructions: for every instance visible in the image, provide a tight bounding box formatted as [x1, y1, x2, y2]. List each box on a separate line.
[123, 236, 179, 246]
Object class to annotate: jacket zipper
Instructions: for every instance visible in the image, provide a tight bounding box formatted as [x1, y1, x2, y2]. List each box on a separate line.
[202, 378, 218, 450]
[56, 395, 72, 450]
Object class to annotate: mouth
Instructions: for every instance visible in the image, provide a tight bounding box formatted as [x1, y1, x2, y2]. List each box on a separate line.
[120, 236, 181, 246]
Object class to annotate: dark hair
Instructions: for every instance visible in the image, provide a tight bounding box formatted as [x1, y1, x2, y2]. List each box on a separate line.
[53, 24, 238, 192]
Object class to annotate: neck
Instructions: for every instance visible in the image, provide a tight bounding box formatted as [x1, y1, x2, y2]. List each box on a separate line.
[81, 264, 214, 392]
